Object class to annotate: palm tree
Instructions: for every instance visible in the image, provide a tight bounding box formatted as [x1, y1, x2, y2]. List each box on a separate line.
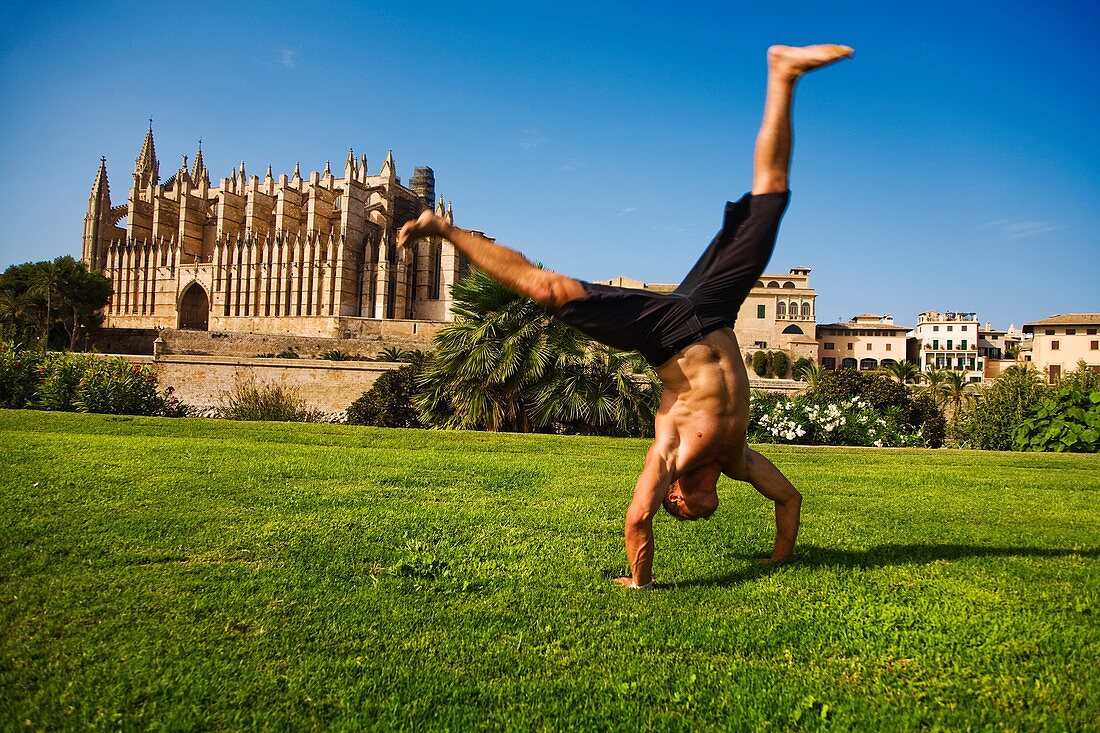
[795, 360, 826, 390]
[528, 343, 660, 437]
[28, 261, 61, 351]
[920, 367, 950, 406]
[940, 370, 978, 440]
[415, 268, 586, 432]
[415, 268, 661, 435]
[883, 360, 920, 385]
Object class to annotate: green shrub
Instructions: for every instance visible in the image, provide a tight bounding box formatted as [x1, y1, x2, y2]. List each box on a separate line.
[792, 357, 813, 380]
[956, 365, 1049, 450]
[908, 393, 946, 449]
[220, 379, 318, 422]
[0, 342, 43, 408]
[748, 393, 926, 447]
[770, 351, 790, 379]
[1012, 386, 1100, 453]
[347, 365, 423, 428]
[751, 351, 767, 377]
[74, 358, 164, 416]
[319, 349, 357, 361]
[810, 368, 863, 403]
[808, 368, 944, 446]
[1060, 360, 1100, 393]
[1, 341, 182, 417]
[35, 353, 84, 411]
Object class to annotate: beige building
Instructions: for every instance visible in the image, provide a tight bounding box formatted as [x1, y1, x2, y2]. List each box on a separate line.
[911, 310, 983, 381]
[1022, 314, 1100, 382]
[596, 266, 819, 365]
[816, 313, 909, 370]
[83, 126, 461, 338]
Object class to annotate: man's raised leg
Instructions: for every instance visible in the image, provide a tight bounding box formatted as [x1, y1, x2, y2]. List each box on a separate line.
[752, 44, 853, 195]
[398, 211, 585, 310]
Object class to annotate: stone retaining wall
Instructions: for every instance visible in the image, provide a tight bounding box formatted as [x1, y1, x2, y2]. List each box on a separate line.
[114, 354, 403, 413]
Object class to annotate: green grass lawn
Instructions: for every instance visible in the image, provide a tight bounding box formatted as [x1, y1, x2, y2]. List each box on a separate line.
[1, 410, 1097, 731]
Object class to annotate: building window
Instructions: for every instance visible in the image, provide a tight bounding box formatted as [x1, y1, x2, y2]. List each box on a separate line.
[885, 343, 892, 351]
[777, 301, 786, 318]
[847, 343, 854, 350]
[947, 325, 953, 332]
[933, 325, 939, 332]
[1045, 329, 1055, 335]
[824, 342, 835, 350]
[801, 302, 811, 317]
[1051, 340, 1060, 351]
[1088, 328, 1097, 335]
[933, 339, 939, 349]
[947, 340, 953, 350]
[1092, 341, 1099, 350]
[961, 339, 967, 349]
[822, 357, 836, 369]
[757, 304, 766, 319]
[867, 343, 873, 351]
[1067, 328, 1076, 335]
[841, 357, 857, 369]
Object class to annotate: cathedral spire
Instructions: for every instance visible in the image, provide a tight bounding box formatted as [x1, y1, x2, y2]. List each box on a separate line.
[90, 156, 111, 205]
[380, 149, 396, 180]
[344, 148, 356, 181]
[133, 120, 159, 189]
[190, 140, 209, 187]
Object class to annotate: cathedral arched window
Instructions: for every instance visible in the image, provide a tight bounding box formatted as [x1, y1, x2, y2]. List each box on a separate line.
[776, 301, 786, 318]
[801, 302, 811, 317]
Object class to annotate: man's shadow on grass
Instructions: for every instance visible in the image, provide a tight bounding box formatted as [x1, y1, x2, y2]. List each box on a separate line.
[670, 543, 1099, 590]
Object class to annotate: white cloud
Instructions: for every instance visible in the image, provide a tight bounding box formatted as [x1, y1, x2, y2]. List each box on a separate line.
[559, 156, 587, 171]
[277, 48, 297, 68]
[983, 219, 1058, 240]
[616, 207, 637, 217]
[518, 128, 544, 150]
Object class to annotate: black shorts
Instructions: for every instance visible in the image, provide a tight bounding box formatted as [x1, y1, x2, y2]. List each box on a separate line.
[553, 191, 790, 367]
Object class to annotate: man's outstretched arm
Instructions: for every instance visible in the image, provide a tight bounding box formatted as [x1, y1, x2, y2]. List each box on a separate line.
[613, 457, 671, 588]
[397, 210, 585, 310]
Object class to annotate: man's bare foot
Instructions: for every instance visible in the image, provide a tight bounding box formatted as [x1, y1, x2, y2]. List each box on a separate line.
[767, 44, 854, 80]
[396, 209, 446, 248]
[757, 555, 791, 567]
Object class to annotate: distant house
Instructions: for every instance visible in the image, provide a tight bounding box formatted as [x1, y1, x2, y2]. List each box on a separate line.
[816, 314, 910, 371]
[910, 310, 983, 382]
[1022, 314, 1100, 382]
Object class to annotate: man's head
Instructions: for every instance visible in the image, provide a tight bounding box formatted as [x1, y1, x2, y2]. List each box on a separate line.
[663, 464, 721, 521]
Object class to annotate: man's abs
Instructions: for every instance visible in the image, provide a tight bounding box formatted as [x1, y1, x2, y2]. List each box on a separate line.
[654, 329, 750, 472]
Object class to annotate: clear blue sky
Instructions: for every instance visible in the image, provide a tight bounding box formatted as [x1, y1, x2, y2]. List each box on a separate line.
[1, 0, 1096, 330]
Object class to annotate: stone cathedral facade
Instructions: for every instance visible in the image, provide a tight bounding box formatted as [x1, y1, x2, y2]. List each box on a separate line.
[82, 127, 462, 337]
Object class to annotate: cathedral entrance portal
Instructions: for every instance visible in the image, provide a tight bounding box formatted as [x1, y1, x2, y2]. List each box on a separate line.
[178, 283, 209, 331]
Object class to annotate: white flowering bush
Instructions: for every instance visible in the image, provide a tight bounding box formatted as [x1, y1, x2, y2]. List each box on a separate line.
[749, 392, 925, 447]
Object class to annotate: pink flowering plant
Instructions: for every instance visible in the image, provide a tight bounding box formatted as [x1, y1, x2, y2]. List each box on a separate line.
[0, 340, 186, 416]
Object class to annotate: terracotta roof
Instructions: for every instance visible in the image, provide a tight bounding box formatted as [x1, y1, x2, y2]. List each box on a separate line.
[817, 322, 911, 331]
[1022, 313, 1100, 331]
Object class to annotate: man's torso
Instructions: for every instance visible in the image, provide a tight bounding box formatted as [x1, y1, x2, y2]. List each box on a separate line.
[651, 328, 750, 477]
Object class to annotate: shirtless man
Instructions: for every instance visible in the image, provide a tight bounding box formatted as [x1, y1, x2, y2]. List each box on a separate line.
[398, 44, 853, 588]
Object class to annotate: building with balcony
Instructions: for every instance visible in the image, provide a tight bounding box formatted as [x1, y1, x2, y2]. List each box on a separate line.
[595, 266, 819, 366]
[910, 310, 983, 381]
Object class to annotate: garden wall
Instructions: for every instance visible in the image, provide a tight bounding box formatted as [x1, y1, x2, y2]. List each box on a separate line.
[114, 354, 401, 414]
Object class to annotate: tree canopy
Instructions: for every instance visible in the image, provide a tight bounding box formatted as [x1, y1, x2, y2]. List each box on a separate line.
[0, 256, 111, 350]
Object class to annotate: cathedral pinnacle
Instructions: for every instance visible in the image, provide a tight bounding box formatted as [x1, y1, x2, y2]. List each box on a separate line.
[134, 122, 159, 189]
[90, 156, 110, 204]
[190, 141, 209, 187]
